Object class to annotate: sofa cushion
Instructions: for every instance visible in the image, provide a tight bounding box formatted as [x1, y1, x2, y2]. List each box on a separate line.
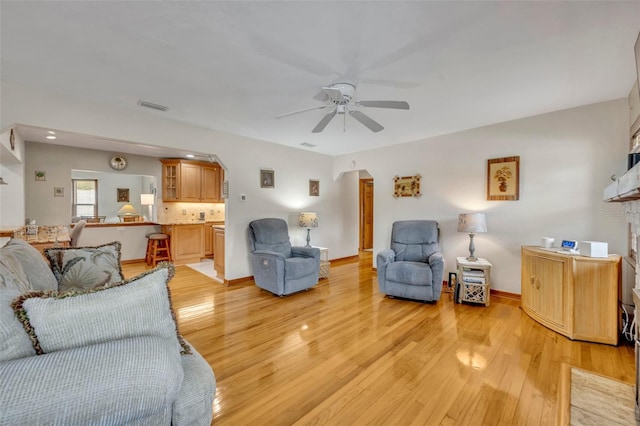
[0, 253, 36, 362]
[0, 336, 183, 425]
[385, 261, 433, 286]
[44, 241, 124, 291]
[11, 263, 191, 355]
[1, 238, 57, 291]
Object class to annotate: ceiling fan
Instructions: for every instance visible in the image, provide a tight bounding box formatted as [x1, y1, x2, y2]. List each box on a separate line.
[276, 83, 409, 133]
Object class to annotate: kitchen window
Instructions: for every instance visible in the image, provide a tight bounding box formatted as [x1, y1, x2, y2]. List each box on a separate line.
[72, 179, 98, 217]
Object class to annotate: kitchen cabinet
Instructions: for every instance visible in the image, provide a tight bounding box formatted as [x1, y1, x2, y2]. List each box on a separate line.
[521, 246, 620, 345]
[161, 159, 223, 202]
[161, 223, 205, 265]
[214, 226, 225, 279]
[204, 224, 214, 257]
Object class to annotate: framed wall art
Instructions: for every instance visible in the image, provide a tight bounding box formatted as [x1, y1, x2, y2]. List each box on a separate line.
[35, 171, 46, 181]
[487, 156, 520, 201]
[309, 179, 319, 196]
[53, 187, 64, 197]
[117, 188, 130, 202]
[260, 169, 275, 188]
[393, 174, 421, 198]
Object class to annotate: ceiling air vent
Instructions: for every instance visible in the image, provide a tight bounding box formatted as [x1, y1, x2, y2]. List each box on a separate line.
[301, 142, 316, 148]
[137, 100, 168, 112]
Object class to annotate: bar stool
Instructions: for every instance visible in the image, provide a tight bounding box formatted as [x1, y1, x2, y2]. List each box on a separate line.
[145, 233, 172, 267]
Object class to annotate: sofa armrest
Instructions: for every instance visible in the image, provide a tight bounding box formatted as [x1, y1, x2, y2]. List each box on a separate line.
[172, 340, 216, 426]
[376, 249, 395, 292]
[428, 251, 445, 298]
[377, 249, 395, 267]
[291, 246, 320, 261]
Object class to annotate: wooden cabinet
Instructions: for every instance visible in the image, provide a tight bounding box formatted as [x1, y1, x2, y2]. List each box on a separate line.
[204, 224, 214, 257]
[214, 227, 225, 279]
[161, 224, 205, 265]
[161, 159, 223, 202]
[521, 246, 621, 345]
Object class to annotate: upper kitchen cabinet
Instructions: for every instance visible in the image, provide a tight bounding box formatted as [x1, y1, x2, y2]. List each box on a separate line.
[161, 159, 224, 202]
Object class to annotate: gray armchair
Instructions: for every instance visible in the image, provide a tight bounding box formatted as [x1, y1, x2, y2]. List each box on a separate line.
[248, 218, 320, 296]
[377, 220, 445, 302]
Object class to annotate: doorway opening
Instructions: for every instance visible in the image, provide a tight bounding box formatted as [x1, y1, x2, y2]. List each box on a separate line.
[359, 177, 373, 251]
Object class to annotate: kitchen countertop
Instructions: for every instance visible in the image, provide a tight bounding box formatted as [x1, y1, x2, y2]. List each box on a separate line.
[156, 220, 224, 225]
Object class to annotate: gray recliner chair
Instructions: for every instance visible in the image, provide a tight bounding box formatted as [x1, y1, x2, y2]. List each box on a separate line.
[248, 218, 320, 296]
[377, 220, 445, 302]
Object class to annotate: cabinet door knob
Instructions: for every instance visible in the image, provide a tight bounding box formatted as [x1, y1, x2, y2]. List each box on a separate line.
[535, 279, 541, 289]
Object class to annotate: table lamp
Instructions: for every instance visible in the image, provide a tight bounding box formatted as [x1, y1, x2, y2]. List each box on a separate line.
[117, 204, 139, 222]
[298, 212, 318, 247]
[457, 213, 487, 261]
[140, 194, 154, 221]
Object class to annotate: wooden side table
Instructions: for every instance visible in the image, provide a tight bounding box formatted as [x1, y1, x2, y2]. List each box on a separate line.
[313, 246, 330, 278]
[456, 257, 492, 306]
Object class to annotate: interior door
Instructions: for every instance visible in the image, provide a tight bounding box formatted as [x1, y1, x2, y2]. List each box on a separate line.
[360, 179, 374, 250]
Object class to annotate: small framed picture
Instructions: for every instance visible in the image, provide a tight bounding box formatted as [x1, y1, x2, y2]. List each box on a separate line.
[260, 169, 275, 188]
[309, 179, 319, 196]
[35, 171, 46, 181]
[53, 187, 64, 197]
[487, 156, 520, 201]
[117, 188, 130, 202]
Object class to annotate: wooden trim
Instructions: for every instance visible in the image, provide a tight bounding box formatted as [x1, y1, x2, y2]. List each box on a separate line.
[121, 258, 146, 265]
[491, 289, 521, 301]
[226, 276, 254, 286]
[330, 255, 360, 265]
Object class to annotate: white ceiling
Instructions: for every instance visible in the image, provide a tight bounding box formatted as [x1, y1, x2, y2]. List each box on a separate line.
[2, 1, 640, 157]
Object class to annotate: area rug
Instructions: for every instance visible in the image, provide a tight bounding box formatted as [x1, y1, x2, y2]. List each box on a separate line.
[558, 364, 635, 425]
[185, 259, 222, 282]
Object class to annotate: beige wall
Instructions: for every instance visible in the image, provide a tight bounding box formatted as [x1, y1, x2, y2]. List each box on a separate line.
[1, 81, 631, 291]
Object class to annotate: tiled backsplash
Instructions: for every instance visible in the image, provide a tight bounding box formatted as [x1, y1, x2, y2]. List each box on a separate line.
[157, 202, 225, 222]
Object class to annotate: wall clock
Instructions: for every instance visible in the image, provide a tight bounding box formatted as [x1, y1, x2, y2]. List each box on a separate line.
[109, 154, 128, 171]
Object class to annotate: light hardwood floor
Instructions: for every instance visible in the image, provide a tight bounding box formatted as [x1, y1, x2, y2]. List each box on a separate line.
[123, 253, 635, 425]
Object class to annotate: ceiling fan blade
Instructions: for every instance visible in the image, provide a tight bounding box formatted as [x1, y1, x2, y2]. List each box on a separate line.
[358, 100, 410, 110]
[275, 104, 328, 119]
[312, 111, 337, 133]
[349, 110, 384, 132]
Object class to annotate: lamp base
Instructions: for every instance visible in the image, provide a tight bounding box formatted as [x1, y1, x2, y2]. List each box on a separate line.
[466, 255, 478, 262]
[305, 228, 311, 247]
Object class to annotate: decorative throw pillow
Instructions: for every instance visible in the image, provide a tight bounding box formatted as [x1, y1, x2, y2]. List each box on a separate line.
[11, 262, 191, 356]
[0, 253, 36, 362]
[3, 238, 58, 291]
[44, 241, 124, 291]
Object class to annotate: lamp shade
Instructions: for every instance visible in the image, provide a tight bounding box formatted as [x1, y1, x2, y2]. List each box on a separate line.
[117, 204, 139, 216]
[298, 212, 318, 228]
[140, 194, 155, 205]
[457, 213, 487, 233]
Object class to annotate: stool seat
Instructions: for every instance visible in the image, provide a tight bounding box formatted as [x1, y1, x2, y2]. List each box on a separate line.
[148, 233, 169, 240]
[145, 233, 172, 266]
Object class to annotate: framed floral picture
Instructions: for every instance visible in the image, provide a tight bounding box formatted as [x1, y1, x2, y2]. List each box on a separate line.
[487, 156, 519, 200]
[53, 187, 64, 197]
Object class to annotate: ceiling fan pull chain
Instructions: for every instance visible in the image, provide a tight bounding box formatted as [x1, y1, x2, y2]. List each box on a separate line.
[343, 112, 346, 132]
